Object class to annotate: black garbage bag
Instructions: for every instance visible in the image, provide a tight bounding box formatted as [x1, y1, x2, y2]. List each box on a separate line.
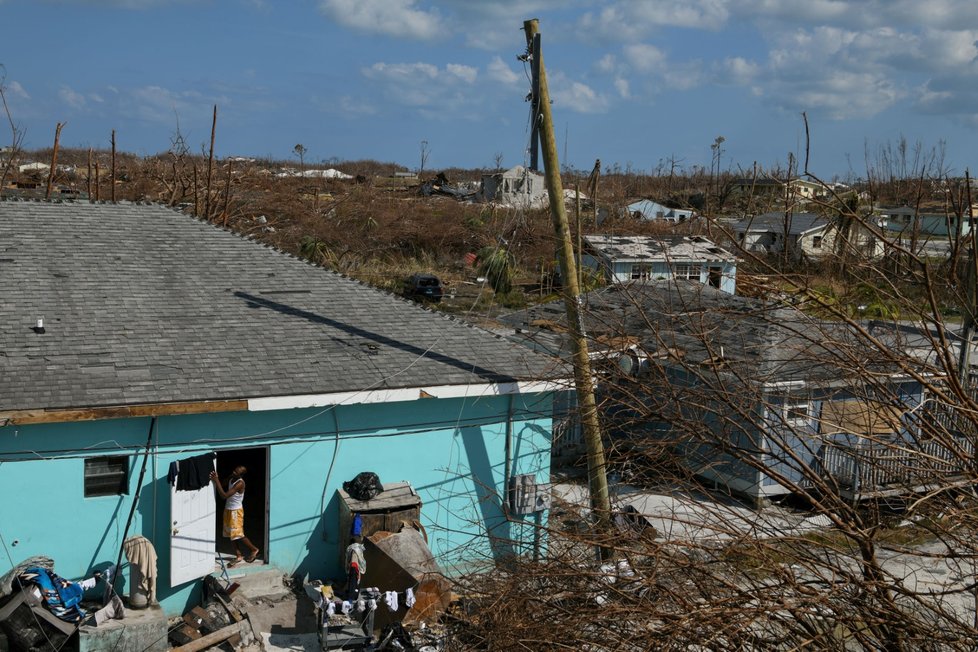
[343, 472, 383, 501]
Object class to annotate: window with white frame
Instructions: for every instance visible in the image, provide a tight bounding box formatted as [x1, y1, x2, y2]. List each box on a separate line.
[783, 402, 811, 425]
[630, 264, 652, 280]
[84, 456, 129, 497]
[672, 263, 699, 280]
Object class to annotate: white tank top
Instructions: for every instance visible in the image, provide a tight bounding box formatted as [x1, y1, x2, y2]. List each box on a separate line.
[226, 478, 244, 510]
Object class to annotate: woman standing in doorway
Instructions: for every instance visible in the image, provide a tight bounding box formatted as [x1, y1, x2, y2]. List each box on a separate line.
[210, 466, 260, 566]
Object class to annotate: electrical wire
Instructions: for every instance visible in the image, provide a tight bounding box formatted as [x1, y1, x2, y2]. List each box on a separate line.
[0, 401, 554, 462]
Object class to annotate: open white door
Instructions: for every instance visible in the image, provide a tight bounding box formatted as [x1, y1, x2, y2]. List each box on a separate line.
[170, 467, 217, 587]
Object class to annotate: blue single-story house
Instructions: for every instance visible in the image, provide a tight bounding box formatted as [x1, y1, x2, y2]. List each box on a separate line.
[879, 206, 972, 238]
[582, 234, 737, 294]
[502, 282, 967, 502]
[627, 199, 696, 223]
[0, 200, 567, 616]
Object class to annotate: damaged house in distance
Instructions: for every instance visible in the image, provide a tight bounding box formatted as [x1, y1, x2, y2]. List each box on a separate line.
[0, 200, 568, 629]
[502, 281, 972, 502]
[582, 234, 738, 295]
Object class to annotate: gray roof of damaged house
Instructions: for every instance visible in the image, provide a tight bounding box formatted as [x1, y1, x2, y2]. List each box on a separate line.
[583, 235, 736, 263]
[733, 212, 828, 236]
[0, 201, 563, 412]
[501, 281, 886, 387]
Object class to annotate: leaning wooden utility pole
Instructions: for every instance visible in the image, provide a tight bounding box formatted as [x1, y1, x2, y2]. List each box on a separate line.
[110, 129, 117, 203]
[524, 18, 612, 557]
[205, 105, 217, 220]
[45, 122, 63, 199]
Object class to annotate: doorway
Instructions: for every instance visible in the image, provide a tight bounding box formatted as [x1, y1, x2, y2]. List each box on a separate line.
[708, 266, 723, 289]
[214, 447, 268, 564]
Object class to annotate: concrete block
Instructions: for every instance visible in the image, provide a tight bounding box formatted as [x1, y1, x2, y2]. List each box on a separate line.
[78, 604, 168, 652]
[227, 569, 293, 602]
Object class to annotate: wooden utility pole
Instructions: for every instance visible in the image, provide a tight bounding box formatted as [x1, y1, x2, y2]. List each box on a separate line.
[576, 181, 583, 290]
[590, 159, 600, 226]
[110, 129, 116, 203]
[205, 105, 217, 220]
[86, 148, 93, 202]
[524, 18, 612, 556]
[45, 122, 63, 199]
[94, 162, 100, 201]
[222, 159, 233, 227]
[527, 31, 541, 172]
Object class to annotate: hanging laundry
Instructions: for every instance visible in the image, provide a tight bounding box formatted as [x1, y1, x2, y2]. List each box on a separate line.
[405, 587, 416, 608]
[174, 452, 216, 491]
[122, 536, 158, 604]
[384, 590, 398, 612]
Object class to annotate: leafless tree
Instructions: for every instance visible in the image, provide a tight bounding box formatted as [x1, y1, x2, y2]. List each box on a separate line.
[0, 65, 25, 192]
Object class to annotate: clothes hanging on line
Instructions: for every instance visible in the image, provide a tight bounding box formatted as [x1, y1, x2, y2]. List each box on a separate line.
[167, 452, 216, 491]
[122, 535, 158, 603]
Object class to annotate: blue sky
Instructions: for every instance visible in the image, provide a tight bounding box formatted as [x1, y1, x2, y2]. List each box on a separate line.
[3, 0, 978, 179]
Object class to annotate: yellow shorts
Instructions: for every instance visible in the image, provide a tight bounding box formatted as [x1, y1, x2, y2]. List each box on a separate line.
[223, 508, 244, 540]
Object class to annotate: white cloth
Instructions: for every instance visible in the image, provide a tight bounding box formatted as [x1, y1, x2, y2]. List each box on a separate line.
[405, 587, 416, 608]
[368, 599, 377, 612]
[341, 601, 352, 615]
[225, 478, 244, 510]
[384, 590, 398, 612]
[326, 601, 336, 617]
[345, 543, 366, 575]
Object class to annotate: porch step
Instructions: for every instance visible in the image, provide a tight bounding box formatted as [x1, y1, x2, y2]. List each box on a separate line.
[224, 569, 293, 603]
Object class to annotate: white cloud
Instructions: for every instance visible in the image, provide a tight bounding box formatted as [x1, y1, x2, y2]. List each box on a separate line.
[578, 1, 731, 41]
[446, 63, 478, 84]
[613, 77, 630, 98]
[318, 0, 440, 40]
[487, 56, 521, 86]
[126, 85, 214, 125]
[791, 70, 903, 119]
[362, 62, 480, 112]
[549, 74, 610, 113]
[596, 54, 616, 74]
[719, 57, 759, 85]
[6, 81, 29, 100]
[59, 86, 87, 109]
[622, 44, 668, 73]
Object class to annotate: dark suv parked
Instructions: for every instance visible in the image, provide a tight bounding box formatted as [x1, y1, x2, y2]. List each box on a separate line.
[403, 273, 443, 302]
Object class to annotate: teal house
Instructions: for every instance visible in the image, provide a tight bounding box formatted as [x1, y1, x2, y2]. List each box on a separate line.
[879, 206, 972, 237]
[0, 201, 565, 615]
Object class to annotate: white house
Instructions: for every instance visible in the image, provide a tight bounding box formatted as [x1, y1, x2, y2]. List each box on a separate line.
[731, 212, 886, 260]
[627, 199, 696, 223]
[582, 234, 737, 294]
[480, 165, 547, 209]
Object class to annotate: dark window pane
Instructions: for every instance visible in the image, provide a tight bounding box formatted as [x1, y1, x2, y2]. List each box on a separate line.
[84, 456, 129, 497]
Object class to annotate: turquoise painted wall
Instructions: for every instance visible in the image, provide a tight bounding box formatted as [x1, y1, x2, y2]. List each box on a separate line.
[0, 392, 555, 615]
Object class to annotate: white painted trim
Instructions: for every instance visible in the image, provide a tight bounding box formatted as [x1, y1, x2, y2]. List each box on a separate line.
[247, 380, 571, 412]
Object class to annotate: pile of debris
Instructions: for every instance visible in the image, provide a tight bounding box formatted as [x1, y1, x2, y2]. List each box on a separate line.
[168, 575, 259, 651]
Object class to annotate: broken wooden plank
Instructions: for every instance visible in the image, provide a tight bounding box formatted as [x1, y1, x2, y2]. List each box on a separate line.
[169, 622, 241, 652]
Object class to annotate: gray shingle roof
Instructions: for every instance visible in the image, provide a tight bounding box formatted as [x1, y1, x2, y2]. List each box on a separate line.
[583, 235, 736, 263]
[0, 201, 561, 411]
[502, 281, 883, 387]
[733, 212, 828, 236]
